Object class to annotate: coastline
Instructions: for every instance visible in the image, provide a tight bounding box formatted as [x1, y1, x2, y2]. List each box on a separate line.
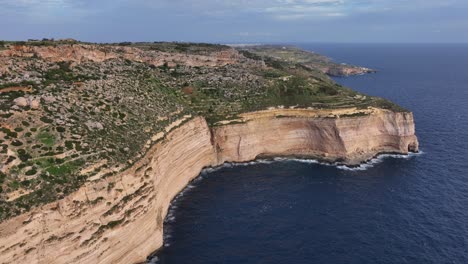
[0, 108, 418, 264]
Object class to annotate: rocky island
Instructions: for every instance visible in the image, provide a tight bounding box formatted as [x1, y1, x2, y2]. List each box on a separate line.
[0, 40, 418, 264]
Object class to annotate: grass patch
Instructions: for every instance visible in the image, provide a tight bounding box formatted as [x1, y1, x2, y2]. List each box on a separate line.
[46, 160, 83, 177]
[37, 131, 55, 147]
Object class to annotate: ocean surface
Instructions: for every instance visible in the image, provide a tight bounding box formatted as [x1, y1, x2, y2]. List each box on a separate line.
[149, 44, 468, 264]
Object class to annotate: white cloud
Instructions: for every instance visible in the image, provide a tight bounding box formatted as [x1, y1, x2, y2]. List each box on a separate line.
[136, 0, 350, 20]
[2, 0, 467, 22]
[0, 0, 102, 21]
[0, 0, 70, 9]
[262, 1, 348, 20]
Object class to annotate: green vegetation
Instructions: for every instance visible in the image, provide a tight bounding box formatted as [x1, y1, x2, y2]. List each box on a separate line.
[262, 69, 285, 78]
[0, 81, 36, 90]
[46, 160, 82, 177]
[1, 127, 18, 138]
[2, 39, 84, 47]
[140, 42, 229, 54]
[42, 62, 96, 85]
[11, 140, 23, 146]
[43, 62, 74, 81]
[25, 168, 37, 176]
[37, 131, 55, 147]
[0, 172, 5, 185]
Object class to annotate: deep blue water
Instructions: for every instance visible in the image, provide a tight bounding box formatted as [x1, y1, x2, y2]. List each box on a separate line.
[149, 44, 468, 264]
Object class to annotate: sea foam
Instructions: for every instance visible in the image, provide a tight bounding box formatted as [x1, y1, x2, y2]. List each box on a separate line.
[200, 151, 424, 173]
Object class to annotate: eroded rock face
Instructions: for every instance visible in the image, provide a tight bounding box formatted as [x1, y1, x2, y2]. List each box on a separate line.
[213, 108, 418, 165]
[0, 109, 418, 264]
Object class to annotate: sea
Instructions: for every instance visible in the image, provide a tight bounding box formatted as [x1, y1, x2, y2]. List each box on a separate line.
[148, 43, 468, 264]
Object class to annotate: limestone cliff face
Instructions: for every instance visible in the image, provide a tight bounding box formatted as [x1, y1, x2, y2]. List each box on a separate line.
[213, 108, 418, 165]
[0, 117, 216, 264]
[0, 109, 418, 264]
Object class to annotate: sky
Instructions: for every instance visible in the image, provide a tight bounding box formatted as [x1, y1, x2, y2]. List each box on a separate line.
[1, 0, 468, 43]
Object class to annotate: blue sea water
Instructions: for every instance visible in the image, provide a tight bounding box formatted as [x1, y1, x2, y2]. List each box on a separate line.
[149, 44, 468, 264]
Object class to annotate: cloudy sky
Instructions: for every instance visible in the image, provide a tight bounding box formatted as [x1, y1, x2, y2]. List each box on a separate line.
[1, 0, 467, 43]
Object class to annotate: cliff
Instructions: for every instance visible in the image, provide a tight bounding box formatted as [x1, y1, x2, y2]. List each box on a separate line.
[0, 108, 418, 264]
[213, 108, 418, 165]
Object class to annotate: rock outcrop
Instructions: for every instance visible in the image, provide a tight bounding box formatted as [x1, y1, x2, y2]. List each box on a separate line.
[0, 108, 418, 264]
[321, 66, 376, 77]
[12, 96, 40, 109]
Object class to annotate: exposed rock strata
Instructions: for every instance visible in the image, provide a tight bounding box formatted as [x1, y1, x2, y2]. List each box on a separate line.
[0, 109, 418, 264]
[213, 108, 418, 165]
